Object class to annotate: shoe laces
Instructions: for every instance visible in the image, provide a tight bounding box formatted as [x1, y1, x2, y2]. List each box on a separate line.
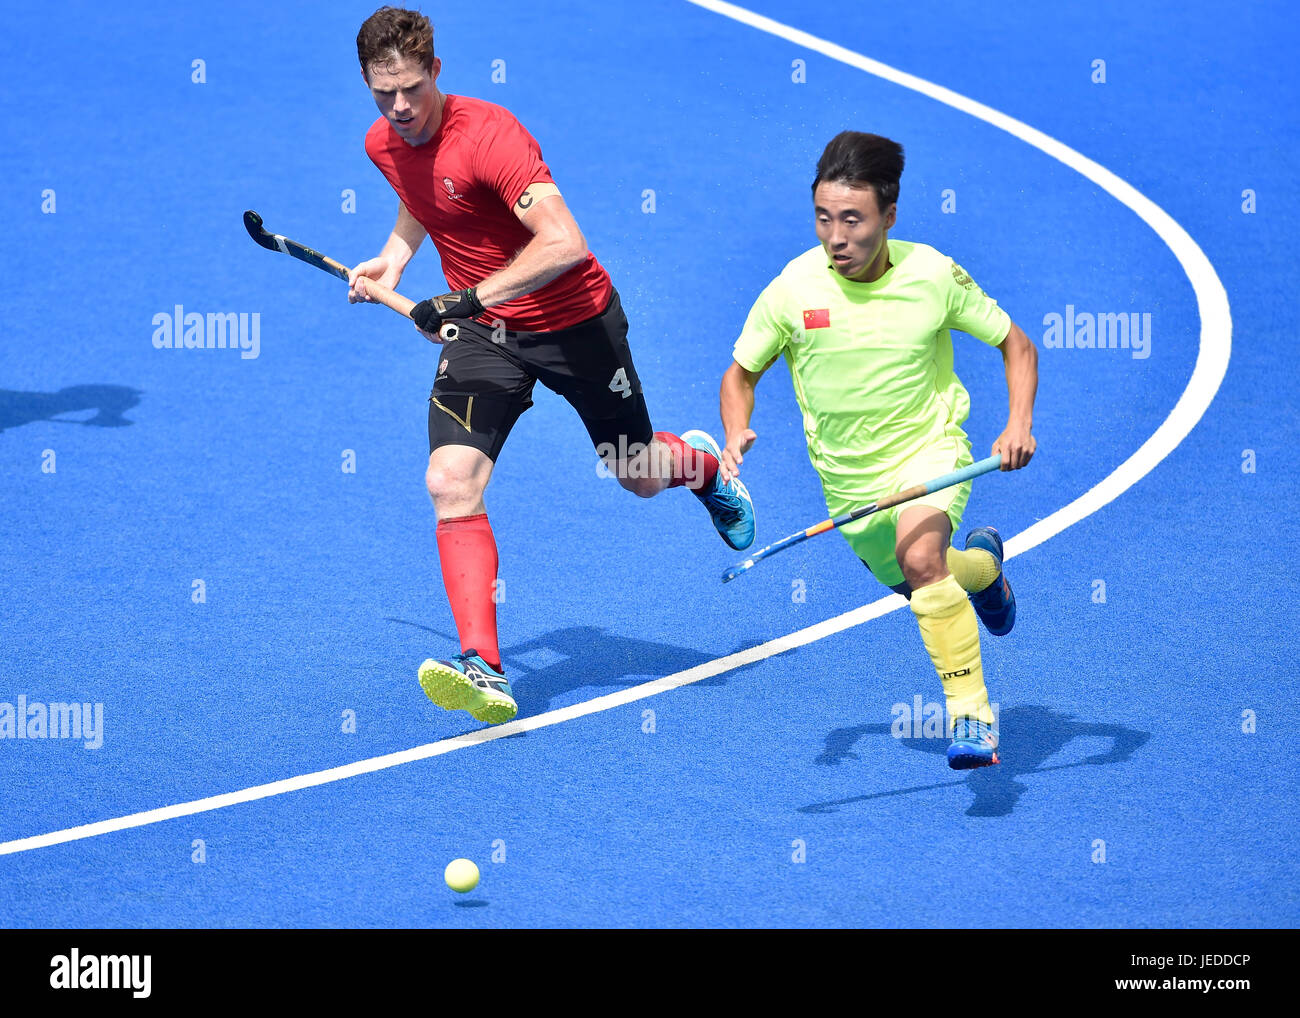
[953, 717, 994, 743]
[455, 650, 506, 679]
[705, 481, 744, 524]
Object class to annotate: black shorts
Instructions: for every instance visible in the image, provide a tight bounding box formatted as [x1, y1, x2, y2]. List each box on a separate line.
[427, 287, 654, 461]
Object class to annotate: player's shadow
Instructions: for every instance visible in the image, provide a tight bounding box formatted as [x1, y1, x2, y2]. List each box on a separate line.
[385, 618, 737, 719]
[802, 705, 1149, 817]
[0, 384, 142, 433]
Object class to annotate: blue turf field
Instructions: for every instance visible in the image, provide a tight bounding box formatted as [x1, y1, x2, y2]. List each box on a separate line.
[1, 0, 1296, 928]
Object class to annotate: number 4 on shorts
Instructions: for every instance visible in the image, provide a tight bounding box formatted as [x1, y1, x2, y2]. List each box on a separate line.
[608, 367, 632, 399]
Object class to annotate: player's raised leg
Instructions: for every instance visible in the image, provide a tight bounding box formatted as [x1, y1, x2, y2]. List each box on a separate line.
[952, 526, 1016, 635]
[544, 293, 755, 549]
[895, 505, 999, 769]
[418, 442, 517, 724]
[607, 431, 755, 550]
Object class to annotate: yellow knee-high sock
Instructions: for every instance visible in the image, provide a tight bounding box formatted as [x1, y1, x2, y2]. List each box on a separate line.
[909, 574, 995, 729]
[946, 546, 999, 593]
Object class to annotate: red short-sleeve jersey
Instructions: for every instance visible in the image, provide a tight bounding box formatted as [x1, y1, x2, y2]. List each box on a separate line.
[365, 95, 612, 332]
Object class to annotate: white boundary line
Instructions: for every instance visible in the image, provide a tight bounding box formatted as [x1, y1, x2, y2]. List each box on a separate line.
[685, 0, 1232, 563]
[0, 4, 1230, 858]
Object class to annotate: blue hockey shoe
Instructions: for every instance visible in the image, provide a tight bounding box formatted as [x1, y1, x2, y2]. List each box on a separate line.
[417, 649, 517, 725]
[680, 429, 755, 551]
[947, 716, 1000, 770]
[965, 526, 1015, 636]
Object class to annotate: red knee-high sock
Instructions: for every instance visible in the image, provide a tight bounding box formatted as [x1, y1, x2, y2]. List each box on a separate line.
[435, 513, 501, 671]
[655, 431, 719, 492]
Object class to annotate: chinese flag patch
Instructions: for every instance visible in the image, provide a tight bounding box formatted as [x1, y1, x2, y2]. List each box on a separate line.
[802, 308, 831, 330]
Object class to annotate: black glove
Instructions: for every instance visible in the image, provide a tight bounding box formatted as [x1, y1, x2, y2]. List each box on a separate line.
[411, 288, 486, 332]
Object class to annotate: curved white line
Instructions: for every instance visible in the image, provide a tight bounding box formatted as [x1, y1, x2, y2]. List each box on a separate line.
[685, 0, 1232, 560]
[0, 4, 1230, 858]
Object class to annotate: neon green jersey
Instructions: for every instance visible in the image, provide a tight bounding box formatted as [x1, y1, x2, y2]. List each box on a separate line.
[733, 239, 1010, 500]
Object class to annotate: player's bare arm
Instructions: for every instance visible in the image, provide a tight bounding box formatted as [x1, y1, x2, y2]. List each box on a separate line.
[348, 201, 428, 303]
[476, 184, 585, 306]
[410, 185, 587, 340]
[992, 320, 1039, 470]
[719, 358, 774, 483]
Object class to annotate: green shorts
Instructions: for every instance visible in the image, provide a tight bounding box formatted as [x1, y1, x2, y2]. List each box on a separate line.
[823, 436, 974, 587]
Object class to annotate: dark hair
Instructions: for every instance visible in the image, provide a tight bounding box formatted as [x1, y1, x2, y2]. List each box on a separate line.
[357, 6, 434, 79]
[812, 132, 905, 211]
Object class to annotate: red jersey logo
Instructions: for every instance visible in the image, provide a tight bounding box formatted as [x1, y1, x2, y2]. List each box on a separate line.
[442, 177, 464, 199]
[803, 308, 831, 330]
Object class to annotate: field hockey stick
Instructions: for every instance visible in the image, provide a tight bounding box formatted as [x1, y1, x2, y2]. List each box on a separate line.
[242, 210, 461, 341]
[721, 453, 1005, 583]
